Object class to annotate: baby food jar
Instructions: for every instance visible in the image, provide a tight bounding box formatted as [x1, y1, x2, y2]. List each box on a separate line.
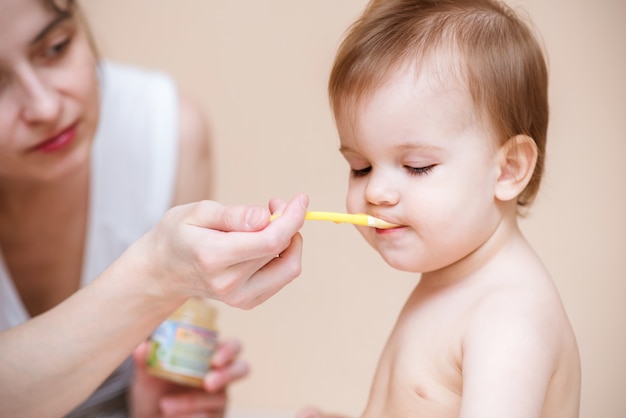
[147, 296, 219, 387]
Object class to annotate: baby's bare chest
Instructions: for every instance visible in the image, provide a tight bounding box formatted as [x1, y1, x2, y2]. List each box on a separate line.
[363, 299, 469, 417]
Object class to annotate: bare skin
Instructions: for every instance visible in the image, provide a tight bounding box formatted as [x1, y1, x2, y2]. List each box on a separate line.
[361, 223, 580, 418]
[0, 86, 210, 319]
[0, 0, 309, 416]
[298, 54, 580, 418]
[298, 222, 580, 418]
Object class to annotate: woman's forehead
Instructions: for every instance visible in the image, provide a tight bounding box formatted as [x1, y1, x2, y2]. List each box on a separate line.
[0, 0, 76, 51]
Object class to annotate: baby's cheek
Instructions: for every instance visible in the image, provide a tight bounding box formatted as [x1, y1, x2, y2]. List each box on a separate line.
[345, 192, 360, 213]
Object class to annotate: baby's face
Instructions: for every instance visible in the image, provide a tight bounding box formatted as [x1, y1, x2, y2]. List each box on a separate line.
[337, 62, 504, 274]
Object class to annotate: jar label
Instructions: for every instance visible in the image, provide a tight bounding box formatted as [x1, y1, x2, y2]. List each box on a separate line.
[148, 320, 218, 379]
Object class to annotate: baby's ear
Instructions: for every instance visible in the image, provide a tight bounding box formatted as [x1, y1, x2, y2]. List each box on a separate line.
[494, 135, 538, 202]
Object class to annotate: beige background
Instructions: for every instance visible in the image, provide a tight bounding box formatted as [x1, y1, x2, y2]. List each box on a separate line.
[81, 1, 625, 417]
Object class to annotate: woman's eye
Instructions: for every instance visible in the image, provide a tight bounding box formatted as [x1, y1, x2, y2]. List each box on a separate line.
[351, 166, 371, 177]
[405, 164, 435, 176]
[41, 37, 71, 60]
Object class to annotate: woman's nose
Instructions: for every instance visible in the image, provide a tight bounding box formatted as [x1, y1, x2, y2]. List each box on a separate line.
[364, 171, 399, 206]
[18, 70, 61, 124]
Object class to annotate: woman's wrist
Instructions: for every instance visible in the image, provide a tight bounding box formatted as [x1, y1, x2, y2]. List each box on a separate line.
[112, 232, 189, 319]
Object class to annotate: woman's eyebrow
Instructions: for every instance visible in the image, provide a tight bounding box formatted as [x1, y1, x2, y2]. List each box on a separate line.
[31, 14, 71, 44]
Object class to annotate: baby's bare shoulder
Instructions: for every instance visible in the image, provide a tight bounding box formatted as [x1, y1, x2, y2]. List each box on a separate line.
[457, 263, 576, 386]
[468, 267, 568, 337]
[457, 266, 580, 417]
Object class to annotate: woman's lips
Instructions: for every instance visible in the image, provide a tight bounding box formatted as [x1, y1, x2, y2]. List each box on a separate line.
[32, 125, 77, 153]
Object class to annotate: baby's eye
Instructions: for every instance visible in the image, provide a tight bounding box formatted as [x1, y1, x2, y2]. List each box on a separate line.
[405, 164, 435, 176]
[351, 166, 371, 177]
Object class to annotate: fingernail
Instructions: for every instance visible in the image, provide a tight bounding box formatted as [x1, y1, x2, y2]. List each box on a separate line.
[232, 361, 250, 376]
[245, 207, 265, 229]
[299, 194, 309, 209]
[204, 372, 221, 390]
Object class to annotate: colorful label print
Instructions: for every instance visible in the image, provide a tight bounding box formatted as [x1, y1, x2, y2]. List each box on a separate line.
[148, 320, 218, 378]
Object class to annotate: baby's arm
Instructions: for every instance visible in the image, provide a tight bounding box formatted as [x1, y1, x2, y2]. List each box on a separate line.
[459, 294, 556, 417]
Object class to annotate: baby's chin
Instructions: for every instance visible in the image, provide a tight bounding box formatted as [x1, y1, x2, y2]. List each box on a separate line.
[378, 251, 424, 274]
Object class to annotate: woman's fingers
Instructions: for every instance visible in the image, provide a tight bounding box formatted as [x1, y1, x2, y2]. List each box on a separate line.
[160, 390, 227, 417]
[190, 193, 308, 268]
[204, 360, 249, 393]
[210, 339, 242, 368]
[185, 200, 271, 232]
[187, 193, 307, 233]
[215, 230, 304, 309]
[144, 194, 308, 308]
[202, 339, 249, 392]
[239, 231, 304, 307]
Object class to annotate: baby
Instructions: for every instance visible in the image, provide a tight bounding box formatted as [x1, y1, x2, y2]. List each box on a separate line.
[300, 0, 581, 417]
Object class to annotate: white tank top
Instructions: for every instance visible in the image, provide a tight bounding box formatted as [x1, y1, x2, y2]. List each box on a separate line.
[0, 61, 179, 417]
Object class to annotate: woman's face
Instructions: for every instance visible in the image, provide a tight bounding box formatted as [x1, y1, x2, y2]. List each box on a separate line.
[0, 0, 99, 185]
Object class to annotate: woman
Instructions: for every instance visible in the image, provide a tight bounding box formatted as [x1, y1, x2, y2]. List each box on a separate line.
[0, 0, 308, 416]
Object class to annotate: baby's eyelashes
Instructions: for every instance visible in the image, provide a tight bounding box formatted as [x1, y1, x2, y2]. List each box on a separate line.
[404, 164, 436, 176]
[351, 166, 372, 177]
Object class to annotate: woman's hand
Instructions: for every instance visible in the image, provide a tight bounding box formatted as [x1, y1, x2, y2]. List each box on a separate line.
[130, 339, 249, 418]
[130, 194, 309, 310]
[295, 407, 353, 418]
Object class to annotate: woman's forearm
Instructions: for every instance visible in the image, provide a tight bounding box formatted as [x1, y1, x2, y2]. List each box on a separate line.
[0, 251, 185, 418]
[0, 196, 308, 417]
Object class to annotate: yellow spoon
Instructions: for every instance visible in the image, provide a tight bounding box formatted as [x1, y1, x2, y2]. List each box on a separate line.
[271, 211, 400, 229]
